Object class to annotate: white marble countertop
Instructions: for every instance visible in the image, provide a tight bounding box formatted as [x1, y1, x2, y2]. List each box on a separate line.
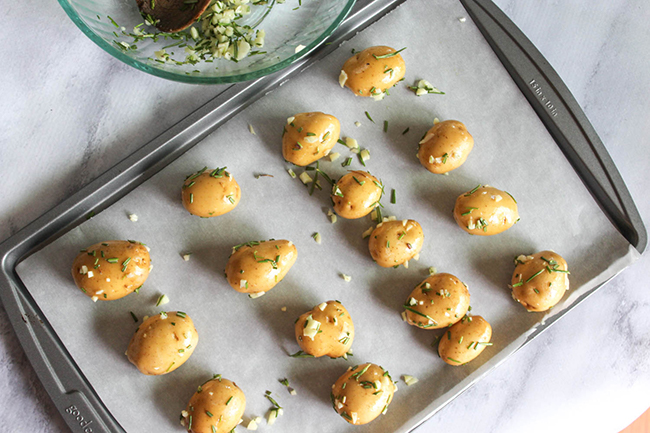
[1, 1, 648, 432]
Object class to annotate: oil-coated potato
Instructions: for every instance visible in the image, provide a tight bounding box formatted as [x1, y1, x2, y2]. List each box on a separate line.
[404, 273, 470, 329]
[453, 185, 519, 236]
[438, 315, 492, 365]
[126, 311, 198, 375]
[71, 240, 151, 301]
[511, 251, 570, 312]
[417, 120, 474, 174]
[282, 112, 341, 166]
[340, 46, 406, 99]
[181, 167, 241, 217]
[332, 171, 383, 219]
[331, 363, 395, 425]
[181, 376, 245, 433]
[225, 239, 297, 295]
[294, 301, 354, 358]
[368, 219, 424, 267]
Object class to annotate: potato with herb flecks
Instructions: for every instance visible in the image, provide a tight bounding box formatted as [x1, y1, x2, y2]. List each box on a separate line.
[340, 46, 406, 100]
[511, 251, 570, 312]
[294, 300, 354, 358]
[181, 167, 241, 217]
[225, 239, 297, 296]
[438, 315, 492, 365]
[126, 311, 198, 375]
[181, 376, 245, 433]
[332, 171, 383, 219]
[403, 273, 470, 329]
[453, 185, 519, 235]
[282, 112, 341, 166]
[417, 120, 474, 174]
[331, 363, 396, 425]
[71, 240, 151, 301]
[368, 219, 424, 267]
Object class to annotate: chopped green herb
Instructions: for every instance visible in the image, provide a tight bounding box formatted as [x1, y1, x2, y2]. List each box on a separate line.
[365, 111, 375, 123]
[372, 47, 406, 59]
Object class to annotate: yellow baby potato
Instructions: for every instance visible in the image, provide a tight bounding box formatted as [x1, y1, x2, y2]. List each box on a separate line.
[511, 250, 570, 312]
[368, 219, 424, 267]
[403, 273, 470, 329]
[225, 239, 297, 296]
[331, 363, 396, 425]
[332, 171, 384, 219]
[181, 376, 246, 433]
[417, 120, 474, 174]
[453, 185, 519, 235]
[340, 46, 406, 99]
[282, 112, 341, 166]
[294, 300, 354, 358]
[438, 315, 492, 366]
[181, 167, 241, 218]
[71, 240, 151, 301]
[126, 311, 198, 375]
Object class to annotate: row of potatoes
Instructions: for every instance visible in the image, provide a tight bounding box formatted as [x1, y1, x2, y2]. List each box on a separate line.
[69, 46, 570, 432]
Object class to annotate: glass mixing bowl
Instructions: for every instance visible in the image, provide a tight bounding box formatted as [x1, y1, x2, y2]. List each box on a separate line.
[58, 0, 355, 84]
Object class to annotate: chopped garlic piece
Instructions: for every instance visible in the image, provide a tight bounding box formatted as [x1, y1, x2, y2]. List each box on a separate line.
[248, 124, 256, 135]
[295, 44, 305, 53]
[459, 17, 467, 22]
[329, 152, 340, 162]
[240, 279, 248, 289]
[91, 296, 99, 302]
[354, 121, 361, 127]
[403, 375, 419, 386]
[360, 148, 370, 162]
[428, 267, 437, 275]
[299, 172, 313, 184]
[340, 273, 352, 282]
[246, 419, 258, 430]
[303, 315, 321, 340]
[344, 137, 358, 149]
[281, 306, 287, 312]
[87, 271, 94, 278]
[362, 226, 374, 238]
[401, 311, 407, 321]
[339, 70, 348, 87]
[156, 294, 170, 306]
[287, 168, 297, 179]
[312, 232, 321, 244]
[317, 302, 327, 311]
[249, 292, 266, 299]
[80, 265, 88, 274]
[433, 117, 440, 124]
[287, 116, 295, 125]
[128, 214, 138, 222]
[182, 253, 192, 261]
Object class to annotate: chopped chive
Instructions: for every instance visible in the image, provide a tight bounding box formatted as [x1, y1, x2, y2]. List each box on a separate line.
[390, 189, 396, 204]
[403, 306, 437, 324]
[402, 127, 410, 135]
[372, 47, 406, 59]
[461, 207, 478, 216]
[512, 282, 523, 287]
[107, 258, 118, 263]
[383, 120, 388, 133]
[341, 157, 352, 167]
[353, 176, 365, 185]
[190, 193, 194, 203]
[447, 357, 462, 363]
[226, 396, 233, 405]
[205, 410, 213, 417]
[526, 269, 545, 283]
[442, 153, 448, 164]
[165, 362, 175, 372]
[337, 138, 346, 146]
[176, 311, 187, 318]
[289, 350, 314, 358]
[365, 111, 374, 123]
[130, 312, 138, 322]
[505, 191, 517, 203]
[465, 184, 481, 196]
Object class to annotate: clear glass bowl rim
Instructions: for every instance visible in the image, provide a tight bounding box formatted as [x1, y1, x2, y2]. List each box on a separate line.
[57, 0, 356, 84]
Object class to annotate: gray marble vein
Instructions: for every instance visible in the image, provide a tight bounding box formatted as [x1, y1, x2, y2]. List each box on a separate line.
[1, 0, 649, 432]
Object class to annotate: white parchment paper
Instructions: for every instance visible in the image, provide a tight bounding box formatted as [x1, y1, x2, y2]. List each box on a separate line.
[17, 1, 639, 432]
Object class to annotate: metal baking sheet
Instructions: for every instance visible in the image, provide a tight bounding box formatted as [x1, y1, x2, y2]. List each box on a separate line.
[6, 0, 642, 432]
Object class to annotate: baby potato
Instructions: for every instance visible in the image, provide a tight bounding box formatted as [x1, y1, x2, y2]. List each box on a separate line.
[403, 273, 470, 329]
[340, 46, 406, 100]
[181, 376, 245, 433]
[417, 120, 474, 174]
[331, 363, 395, 425]
[511, 251, 570, 312]
[71, 240, 151, 301]
[438, 315, 492, 365]
[282, 112, 341, 166]
[368, 219, 424, 267]
[126, 311, 198, 375]
[294, 300, 354, 358]
[225, 239, 297, 296]
[453, 185, 519, 236]
[181, 167, 241, 217]
[332, 171, 383, 219]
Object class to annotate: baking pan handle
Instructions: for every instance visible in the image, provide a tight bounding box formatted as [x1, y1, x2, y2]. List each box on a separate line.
[460, 0, 647, 254]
